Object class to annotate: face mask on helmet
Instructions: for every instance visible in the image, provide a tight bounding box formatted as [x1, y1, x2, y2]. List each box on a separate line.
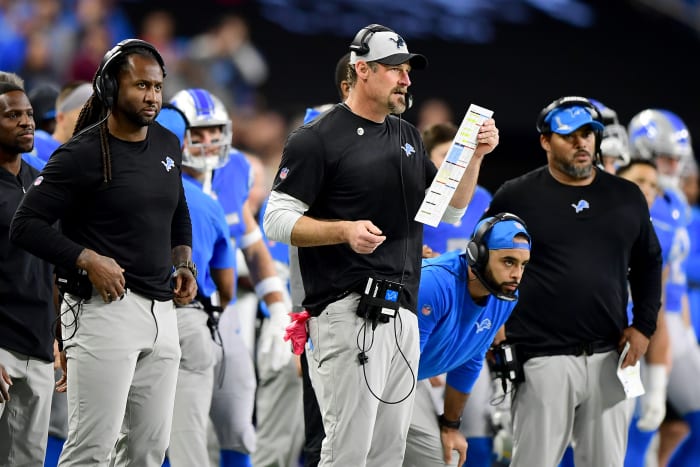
[588, 97, 619, 126]
[170, 88, 233, 172]
[601, 123, 630, 165]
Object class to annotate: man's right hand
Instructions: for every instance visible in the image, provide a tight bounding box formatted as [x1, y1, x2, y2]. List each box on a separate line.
[0, 364, 12, 403]
[77, 249, 125, 303]
[345, 220, 386, 255]
[440, 427, 467, 467]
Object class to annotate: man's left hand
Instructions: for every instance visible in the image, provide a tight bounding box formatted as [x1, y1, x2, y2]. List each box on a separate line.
[474, 118, 499, 158]
[618, 326, 650, 368]
[440, 427, 467, 467]
[173, 267, 198, 305]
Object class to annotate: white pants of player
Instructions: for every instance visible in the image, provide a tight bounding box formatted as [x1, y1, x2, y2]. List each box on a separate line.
[510, 351, 634, 467]
[306, 293, 419, 467]
[58, 290, 181, 467]
[0, 347, 54, 466]
[209, 303, 257, 454]
[168, 307, 216, 466]
[252, 344, 304, 467]
[666, 312, 700, 414]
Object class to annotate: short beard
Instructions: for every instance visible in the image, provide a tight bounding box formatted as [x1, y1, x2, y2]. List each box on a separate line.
[125, 109, 155, 127]
[555, 159, 593, 180]
[388, 94, 407, 116]
[0, 141, 32, 155]
[483, 267, 517, 297]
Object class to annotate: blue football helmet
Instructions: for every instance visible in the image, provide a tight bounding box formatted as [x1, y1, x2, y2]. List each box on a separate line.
[628, 109, 693, 162]
[170, 88, 232, 172]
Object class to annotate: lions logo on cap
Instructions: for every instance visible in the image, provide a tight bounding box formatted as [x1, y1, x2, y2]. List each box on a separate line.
[389, 35, 405, 49]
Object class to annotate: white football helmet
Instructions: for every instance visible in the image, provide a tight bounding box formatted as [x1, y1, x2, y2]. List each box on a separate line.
[589, 98, 630, 167]
[170, 88, 232, 172]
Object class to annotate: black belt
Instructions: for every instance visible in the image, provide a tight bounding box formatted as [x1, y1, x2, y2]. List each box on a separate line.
[518, 341, 617, 363]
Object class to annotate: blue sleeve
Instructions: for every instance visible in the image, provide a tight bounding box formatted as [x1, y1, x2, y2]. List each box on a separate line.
[446, 352, 485, 394]
[417, 265, 447, 353]
[210, 201, 236, 270]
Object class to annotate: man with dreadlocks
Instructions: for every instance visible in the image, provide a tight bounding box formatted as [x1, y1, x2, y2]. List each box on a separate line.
[10, 39, 196, 466]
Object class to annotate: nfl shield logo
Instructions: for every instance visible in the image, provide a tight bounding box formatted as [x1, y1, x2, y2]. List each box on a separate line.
[280, 167, 289, 180]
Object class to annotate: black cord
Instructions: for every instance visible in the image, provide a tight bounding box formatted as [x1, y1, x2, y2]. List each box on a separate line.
[57, 294, 83, 344]
[355, 310, 415, 404]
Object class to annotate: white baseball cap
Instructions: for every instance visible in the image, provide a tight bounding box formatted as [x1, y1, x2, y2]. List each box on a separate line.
[349, 28, 427, 69]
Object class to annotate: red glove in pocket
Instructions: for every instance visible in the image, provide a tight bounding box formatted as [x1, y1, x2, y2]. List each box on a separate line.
[283, 310, 310, 355]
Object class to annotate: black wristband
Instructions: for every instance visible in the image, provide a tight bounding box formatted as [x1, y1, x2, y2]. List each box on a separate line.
[438, 413, 461, 429]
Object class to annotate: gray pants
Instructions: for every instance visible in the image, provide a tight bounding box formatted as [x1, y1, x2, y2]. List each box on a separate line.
[511, 351, 633, 467]
[168, 307, 216, 466]
[306, 293, 419, 467]
[0, 347, 54, 466]
[252, 348, 304, 467]
[58, 291, 181, 467]
[403, 379, 459, 467]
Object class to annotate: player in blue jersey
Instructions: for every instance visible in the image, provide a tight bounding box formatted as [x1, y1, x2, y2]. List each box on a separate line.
[628, 108, 700, 467]
[402, 213, 530, 467]
[615, 158, 672, 467]
[681, 157, 700, 341]
[171, 88, 293, 467]
[22, 81, 92, 171]
[155, 103, 237, 467]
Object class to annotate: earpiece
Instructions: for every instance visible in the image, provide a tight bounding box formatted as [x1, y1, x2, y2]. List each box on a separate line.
[94, 38, 165, 109]
[466, 212, 527, 274]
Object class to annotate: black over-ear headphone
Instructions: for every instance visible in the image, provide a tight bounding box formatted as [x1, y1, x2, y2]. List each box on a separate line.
[535, 96, 604, 159]
[466, 212, 528, 273]
[94, 38, 165, 109]
[349, 24, 393, 56]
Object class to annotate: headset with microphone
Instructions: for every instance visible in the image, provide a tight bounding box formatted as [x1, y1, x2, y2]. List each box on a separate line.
[349, 23, 393, 56]
[93, 38, 165, 109]
[349, 24, 414, 113]
[466, 212, 528, 302]
[535, 95, 604, 161]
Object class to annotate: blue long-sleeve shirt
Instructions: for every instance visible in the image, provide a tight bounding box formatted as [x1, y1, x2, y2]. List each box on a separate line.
[417, 250, 518, 393]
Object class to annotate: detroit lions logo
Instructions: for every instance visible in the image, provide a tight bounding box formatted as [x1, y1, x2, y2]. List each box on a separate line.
[571, 199, 590, 213]
[161, 156, 175, 172]
[401, 143, 415, 157]
[475, 318, 492, 333]
[389, 35, 405, 49]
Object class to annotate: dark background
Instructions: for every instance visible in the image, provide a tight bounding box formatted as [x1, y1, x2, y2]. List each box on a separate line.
[124, 0, 699, 194]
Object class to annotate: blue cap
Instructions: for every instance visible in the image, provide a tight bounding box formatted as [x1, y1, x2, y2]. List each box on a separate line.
[545, 105, 605, 135]
[474, 218, 531, 251]
[156, 106, 187, 147]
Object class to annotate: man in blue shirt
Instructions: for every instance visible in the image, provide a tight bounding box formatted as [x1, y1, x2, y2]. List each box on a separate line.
[403, 213, 531, 467]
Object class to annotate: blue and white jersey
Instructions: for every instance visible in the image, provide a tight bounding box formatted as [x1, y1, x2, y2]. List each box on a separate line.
[32, 129, 60, 164]
[212, 148, 253, 248]
[183, 174, 236, 298]
[21, 152, 46, 171]
[259, 196, 289, 267]
[422, 185, 492, 254]
[685, 204, 700, 338]
[22, 129, 60, 170]
[416, 250, 518, 394]
[651, 188, 690, 314]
